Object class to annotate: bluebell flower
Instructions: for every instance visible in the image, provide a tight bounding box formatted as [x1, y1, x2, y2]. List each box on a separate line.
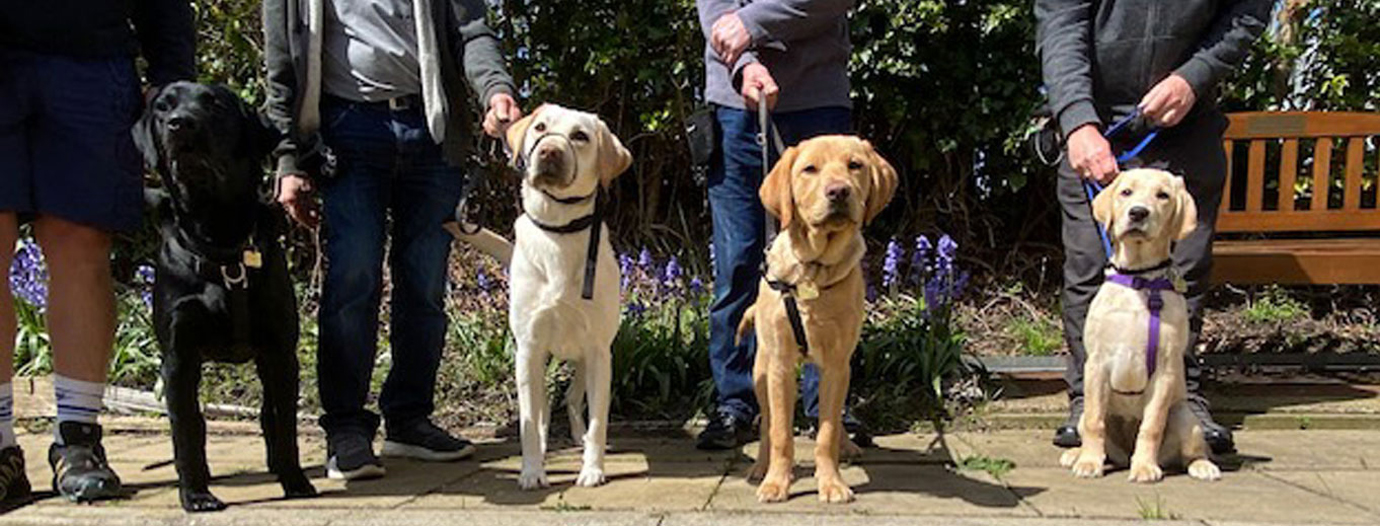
[625, 300, 646, 317]
[8, 238, 48, 311]
[662, 256, 682, 286]
[882, 237, 903, 290]
[689, 276, 704, 295]
[910, 235, 932, 286]
[637, 247, 653, 270]
[476, 270, 493, 293]
[136, 264, 156, 309]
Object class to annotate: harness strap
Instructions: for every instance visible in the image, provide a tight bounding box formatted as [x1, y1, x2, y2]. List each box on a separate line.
[764, 278, 810, 357]
[1105, 269, 1177, 378]
[526, 187, 605, 300]
[174, 229, 262, 346]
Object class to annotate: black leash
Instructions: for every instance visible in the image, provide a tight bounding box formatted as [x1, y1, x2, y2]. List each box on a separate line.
[763, 278, 811, 357]
[526, 186, 605, 300]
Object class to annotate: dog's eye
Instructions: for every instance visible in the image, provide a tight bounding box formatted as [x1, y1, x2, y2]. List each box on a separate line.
[154, 99, 171, 112]
[534, 122, 546, 133]
[1120, 188, 1133, 197]
[802, 165, 818, 174]
[1156, 191, 1170, 200]
[571, 131, 590, 142]
[847, 160, 863, 170]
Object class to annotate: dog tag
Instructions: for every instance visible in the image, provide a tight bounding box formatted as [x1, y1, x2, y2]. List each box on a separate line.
[796, 281, 820, 300]
[1170, 271, 1187, 294]
[242, 250, 264, 269]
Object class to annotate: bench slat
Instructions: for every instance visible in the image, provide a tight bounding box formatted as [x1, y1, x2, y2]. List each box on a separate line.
[1246, 139, 1266, 212]
[1216, 210, 1380, 232]
[1344, 137, 1365, 211]
[1225, 112, 1380, 139]
[1214, 238, 1380, 284]
[1312, 137, 1333, 211]
[1221, 139, 1233, 216]
[1279, 139, 1299, 211]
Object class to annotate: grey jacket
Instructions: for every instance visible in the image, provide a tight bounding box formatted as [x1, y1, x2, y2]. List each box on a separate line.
[697, 0, 854, 113]
[263, 0, 516, 174]
[1036, 0, 1272, 136]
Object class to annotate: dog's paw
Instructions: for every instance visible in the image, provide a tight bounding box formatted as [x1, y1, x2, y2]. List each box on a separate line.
[280, 472, 318, 499]
[1060, 447, 1082, 468]
[1187, 459, 1221, 481]
[841, 439, 863, 462]
[1071, 451, 1106, 478]
[746, 460, 769, 482]
[816, 478, 855, 504]
[180, 490, 227, 513]
[1127, 461, 1164, 483]
[518, 469, 550, 490]
[756, 474, 791, 503]
[575, 466, 606, 488]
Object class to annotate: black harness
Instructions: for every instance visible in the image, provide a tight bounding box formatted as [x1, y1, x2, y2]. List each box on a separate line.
[526, 187, 605, 301]
[170, 224, 264, 346]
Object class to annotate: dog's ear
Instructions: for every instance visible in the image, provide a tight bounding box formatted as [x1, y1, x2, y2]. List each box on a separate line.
[1091, 176, 1120, 236]
[760, 145, 799, 227]
[863, 141, 898, 225]
[596, 118, 633, 187]
[1172, 176, 1198, 241]
[505, 104, 545, 166]
[131, 90, 163, 174]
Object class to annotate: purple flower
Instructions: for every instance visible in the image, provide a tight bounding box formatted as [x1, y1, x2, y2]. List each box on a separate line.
[910, 235, 932, 286]
[625, 300, 646, 317]
[882, 237, 903, 289]
[637, 247, 653, 270]
[136, 264, 156, 308]
[618, 253, 635, 290]
[662, 256, 682, 286]
[936, 234, 958, 276]
[476, 270, 493, 293]
[8, 238, 48, 311]
[689, 276, 704, 295]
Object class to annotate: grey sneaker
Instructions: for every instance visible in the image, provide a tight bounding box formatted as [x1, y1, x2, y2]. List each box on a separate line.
[48, 422, 122, 502]
[326, 433, 385, 481]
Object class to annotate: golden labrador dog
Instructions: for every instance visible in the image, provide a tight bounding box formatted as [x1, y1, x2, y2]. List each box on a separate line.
[1061, 168, 1221, 483]
[737, 135, 897, 503]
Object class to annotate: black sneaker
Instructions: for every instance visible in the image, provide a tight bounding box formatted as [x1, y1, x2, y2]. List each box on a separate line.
[696, 411, 754, 451]
[1186, 396, 1236, 455]
[0, 446, 31, 504]
[383, 420, 474, 462]
[326, 433, 385, 480]
[1052, 397, 1083, 448]
[48, 422, 122, 502]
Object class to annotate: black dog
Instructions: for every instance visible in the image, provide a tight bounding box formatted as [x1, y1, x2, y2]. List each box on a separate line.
[133, 82, 316, 512]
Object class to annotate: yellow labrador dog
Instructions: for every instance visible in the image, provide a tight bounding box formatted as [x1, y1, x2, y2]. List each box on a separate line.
[502, 105, 632, 490]
[738, 135, 897, 503]
[1062, 168, 1221, 483]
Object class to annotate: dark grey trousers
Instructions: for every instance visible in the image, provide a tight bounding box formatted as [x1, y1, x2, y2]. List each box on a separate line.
[1059, 113, 1229, 405]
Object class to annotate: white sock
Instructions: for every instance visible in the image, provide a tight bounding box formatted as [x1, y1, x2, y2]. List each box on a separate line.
[54, 375, 104, 444]
[0, 383, 14, 449]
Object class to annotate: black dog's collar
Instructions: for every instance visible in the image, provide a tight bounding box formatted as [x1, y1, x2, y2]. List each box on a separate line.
[172, 225, 264, 291]
[1109, 258, 1172, 276]
[526, 187, 605, 300]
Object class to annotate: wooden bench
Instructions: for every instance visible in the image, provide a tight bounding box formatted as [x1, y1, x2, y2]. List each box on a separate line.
[1212, 112, 1380, 284]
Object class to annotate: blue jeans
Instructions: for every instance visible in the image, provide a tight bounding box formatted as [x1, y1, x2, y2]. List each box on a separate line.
[707, 105, 852, 421]
[316, 96, 465, 438]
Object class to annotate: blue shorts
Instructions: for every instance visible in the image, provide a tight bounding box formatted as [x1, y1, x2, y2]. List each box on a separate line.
[0, 48, 144, 232]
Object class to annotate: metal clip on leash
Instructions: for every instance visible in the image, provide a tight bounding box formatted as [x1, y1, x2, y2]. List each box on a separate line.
[1084, 107, 1161, 260]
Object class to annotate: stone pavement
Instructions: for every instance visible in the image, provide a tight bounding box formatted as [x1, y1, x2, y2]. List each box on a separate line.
[0, 423, 1375, 526]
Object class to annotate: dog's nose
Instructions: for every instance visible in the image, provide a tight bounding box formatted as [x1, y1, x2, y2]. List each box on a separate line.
[1128, 206, 1150, 222]
[538, 146, 561, 162]
[167, 115, 194, 132]
[826, 183, 851, 202]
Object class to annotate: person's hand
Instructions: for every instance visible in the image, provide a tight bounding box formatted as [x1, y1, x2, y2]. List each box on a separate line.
[1067, 124, 1118, 185]
[711, 12, 752, 66]
[484, 93, 522, 139]
[1139, 74, 1197, 128]
[740, 63, 779, 111]
[277, 173, 320, 228]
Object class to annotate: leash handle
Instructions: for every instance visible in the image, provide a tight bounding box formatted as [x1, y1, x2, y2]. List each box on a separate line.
[1084, 107, 1161, 261]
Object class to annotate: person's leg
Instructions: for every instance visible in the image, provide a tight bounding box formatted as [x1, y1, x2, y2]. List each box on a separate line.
[1054, 155, 1109, 446]
[700, 107, 766, 449]
[1138, 117, 1233, 452]
[377, 112, 471, 460]
[316, 101, 392, 479]
[0, 50, 32, 499]
[773, 107, 853, 421]
[25, 50, 142, 502]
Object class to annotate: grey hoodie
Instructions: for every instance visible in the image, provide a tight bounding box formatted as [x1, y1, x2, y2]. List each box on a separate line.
[697, 0, 854, 113]
[1036, 0, 1273, 137]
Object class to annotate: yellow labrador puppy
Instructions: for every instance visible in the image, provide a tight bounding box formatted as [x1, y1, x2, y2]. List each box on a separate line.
[738, 135, 897, 503]
[504, 105, 631, 489]
[1062, 168, 1220, 483]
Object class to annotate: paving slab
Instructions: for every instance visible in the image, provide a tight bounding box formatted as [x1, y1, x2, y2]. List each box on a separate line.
[1258, 471, 1380, 515]
[1228, 430, 1379, 471]
[1004, 467, 1380, 524]
[708, 463, 1037, 516]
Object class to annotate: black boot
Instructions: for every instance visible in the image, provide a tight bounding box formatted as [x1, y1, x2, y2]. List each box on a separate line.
[1186, 396, 1235, 454]
[696, 411, 754, 451]
[0, 446, 31, 504]
[1052, 397, 1083, 448]
[48, 422, 123, 502]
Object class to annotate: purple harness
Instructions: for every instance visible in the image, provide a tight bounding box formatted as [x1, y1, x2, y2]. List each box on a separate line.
[1104, 267, 1177, 377]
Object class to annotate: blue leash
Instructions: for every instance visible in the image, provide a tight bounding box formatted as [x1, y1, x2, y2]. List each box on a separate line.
[1084, 108, 1160, 259]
